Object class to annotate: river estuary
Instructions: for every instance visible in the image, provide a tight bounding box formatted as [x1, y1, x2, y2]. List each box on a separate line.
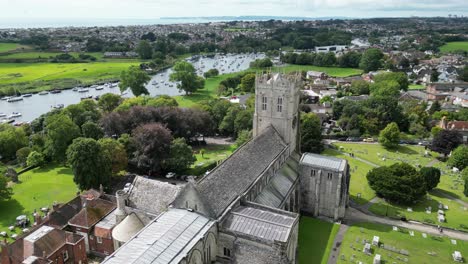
[0, 53, 265, 123]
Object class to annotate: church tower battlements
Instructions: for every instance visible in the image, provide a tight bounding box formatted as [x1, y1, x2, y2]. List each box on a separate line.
[253, 72, 302, 154]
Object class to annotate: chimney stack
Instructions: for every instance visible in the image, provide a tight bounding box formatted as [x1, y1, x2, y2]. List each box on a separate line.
[115, 190, 128, 224]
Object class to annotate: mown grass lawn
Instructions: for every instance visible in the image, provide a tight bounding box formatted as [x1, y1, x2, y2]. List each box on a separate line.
[369, 192, 468, 230]
[332, 142, 437, 167]
[299, 217, 340, 264]
[322, 148, 376, 205]
[439, 41, 468, 53]
[191, 144, 237, 168]
[0, 164, 78, 241]
[337, 222, 468, 264]
[271, 64, 363, 77]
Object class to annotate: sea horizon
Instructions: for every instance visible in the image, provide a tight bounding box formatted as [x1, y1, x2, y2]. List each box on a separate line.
[0, 16, 349, 29]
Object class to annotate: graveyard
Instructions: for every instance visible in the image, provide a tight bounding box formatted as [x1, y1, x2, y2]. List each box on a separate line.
[336, 222, 468, 264]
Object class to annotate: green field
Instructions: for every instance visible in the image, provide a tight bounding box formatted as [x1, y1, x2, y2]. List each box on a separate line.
[0, 61, 139, 94]
[323, 148, 376, 205]
[272, 65, 363, 77]
[0, 43, 23, 53]
[337, 222, 467, 264]
[0, 164, 78, 241]
[440, 41, 468, 53]
[0, 51, 107, 60]
[175, 72, 244, 107]
[298, 217, 340, 264]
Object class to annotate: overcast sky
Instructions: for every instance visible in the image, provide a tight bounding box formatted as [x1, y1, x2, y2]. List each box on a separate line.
[1, 0, 467, 19]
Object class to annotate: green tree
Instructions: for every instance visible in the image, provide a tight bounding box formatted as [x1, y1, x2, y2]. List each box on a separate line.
[16, 147, 31, 167]
[82, 121, 104, 140]
[301, 113, 323, 153]
[170, 61, 205, 95]
[430, 68, 439, 83]
[219, 105, 241, 136]
[420, 167, 441, 191]
[26, 151, 45, 167]
[98, 93, 121, 112]
[0, 174, 12, 201]
[146, 95, 178, 108]
[0, 124, 28, 160]
[236, 130, 252, 147]
[428, 101, 441, 115]
[431, 126, 443, 137]
[370, 80, 401, 97]
[359, 48, 384, 72]
[431, 130, 463, 156]
[379, 122, 400, 149]
[45, 114, 81, 162]
[373, 72, 409, 91]
[367, 163, 426, 204]
[67, 137, 111, 190]
[136, 40, 153, 59]
[448, 145, 468, 170]
[163, 138, 196, 173]
[240, 73, 256, 92]
[350, 80, 370, 95]
[119, 66, 150, 96]
[98, 138, 128, 176]
[461, 66, 468, 82]
[203, 69, 219, 78]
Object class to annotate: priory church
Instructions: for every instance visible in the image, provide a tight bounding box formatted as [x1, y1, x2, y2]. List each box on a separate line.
[102, 72, 351, 264]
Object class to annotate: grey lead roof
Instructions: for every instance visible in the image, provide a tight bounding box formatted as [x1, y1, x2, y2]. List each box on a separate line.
[223, 206, 296, 242]
[255, 155, 299, 208]
[197, 126, 287, 218]
[300, 153, 347, 172]
[102, 209, 213, 264]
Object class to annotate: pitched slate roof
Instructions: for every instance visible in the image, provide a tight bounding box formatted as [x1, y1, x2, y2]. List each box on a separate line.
[223, 206, 297, 243]
[127, 176, 185, 215]
[102, 209, 213, 264]
[300, 153, 347, 172]
[255, 155, 299, 208]
[68, 198, 116, 229]
[197, 126, 287, 218]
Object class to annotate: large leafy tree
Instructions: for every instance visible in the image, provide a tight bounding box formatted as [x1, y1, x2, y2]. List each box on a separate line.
[0, 175, 12, 201]
[0, 124, 28, 160]
[379, 122, 400, 149]
[447, 145, 468, 170]
[63, 100, 101, 128]
[301, 113, 323, 153]
[136, 40, 153, 59]
[431, 130, 463, 156]
[81, 121, 104, 140]
[170, 61, 205, 95]
[420, 167, 441, 191]
[373, 72, 409, 91]
[367, 163, 427, 204]
[98, 93, 121, 112]
[370, 80, 401, 97]
[45, 114, 81, 162]
[119, 66, 150, 96]
[350, 80, 370, 95]
[67, 137, 112, 190]
[131, 123, 172, 174]
[26, 151, 45, 167]
[16, 147, 31, 167]
[98, 138, 128, 176]
[240, 73, 256, 93]
[359, 48, 384, 72]
[163, 138, 196, 173]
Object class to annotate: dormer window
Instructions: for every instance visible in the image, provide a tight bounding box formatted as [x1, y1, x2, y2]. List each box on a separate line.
[277, 97, 283, 112]
[262, 96, 267, 111]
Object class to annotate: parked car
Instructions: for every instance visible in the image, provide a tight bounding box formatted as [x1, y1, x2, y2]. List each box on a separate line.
[363, 138, 374, 142]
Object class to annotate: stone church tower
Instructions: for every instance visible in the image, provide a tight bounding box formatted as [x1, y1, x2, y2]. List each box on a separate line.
[253, 73, 302, 154]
